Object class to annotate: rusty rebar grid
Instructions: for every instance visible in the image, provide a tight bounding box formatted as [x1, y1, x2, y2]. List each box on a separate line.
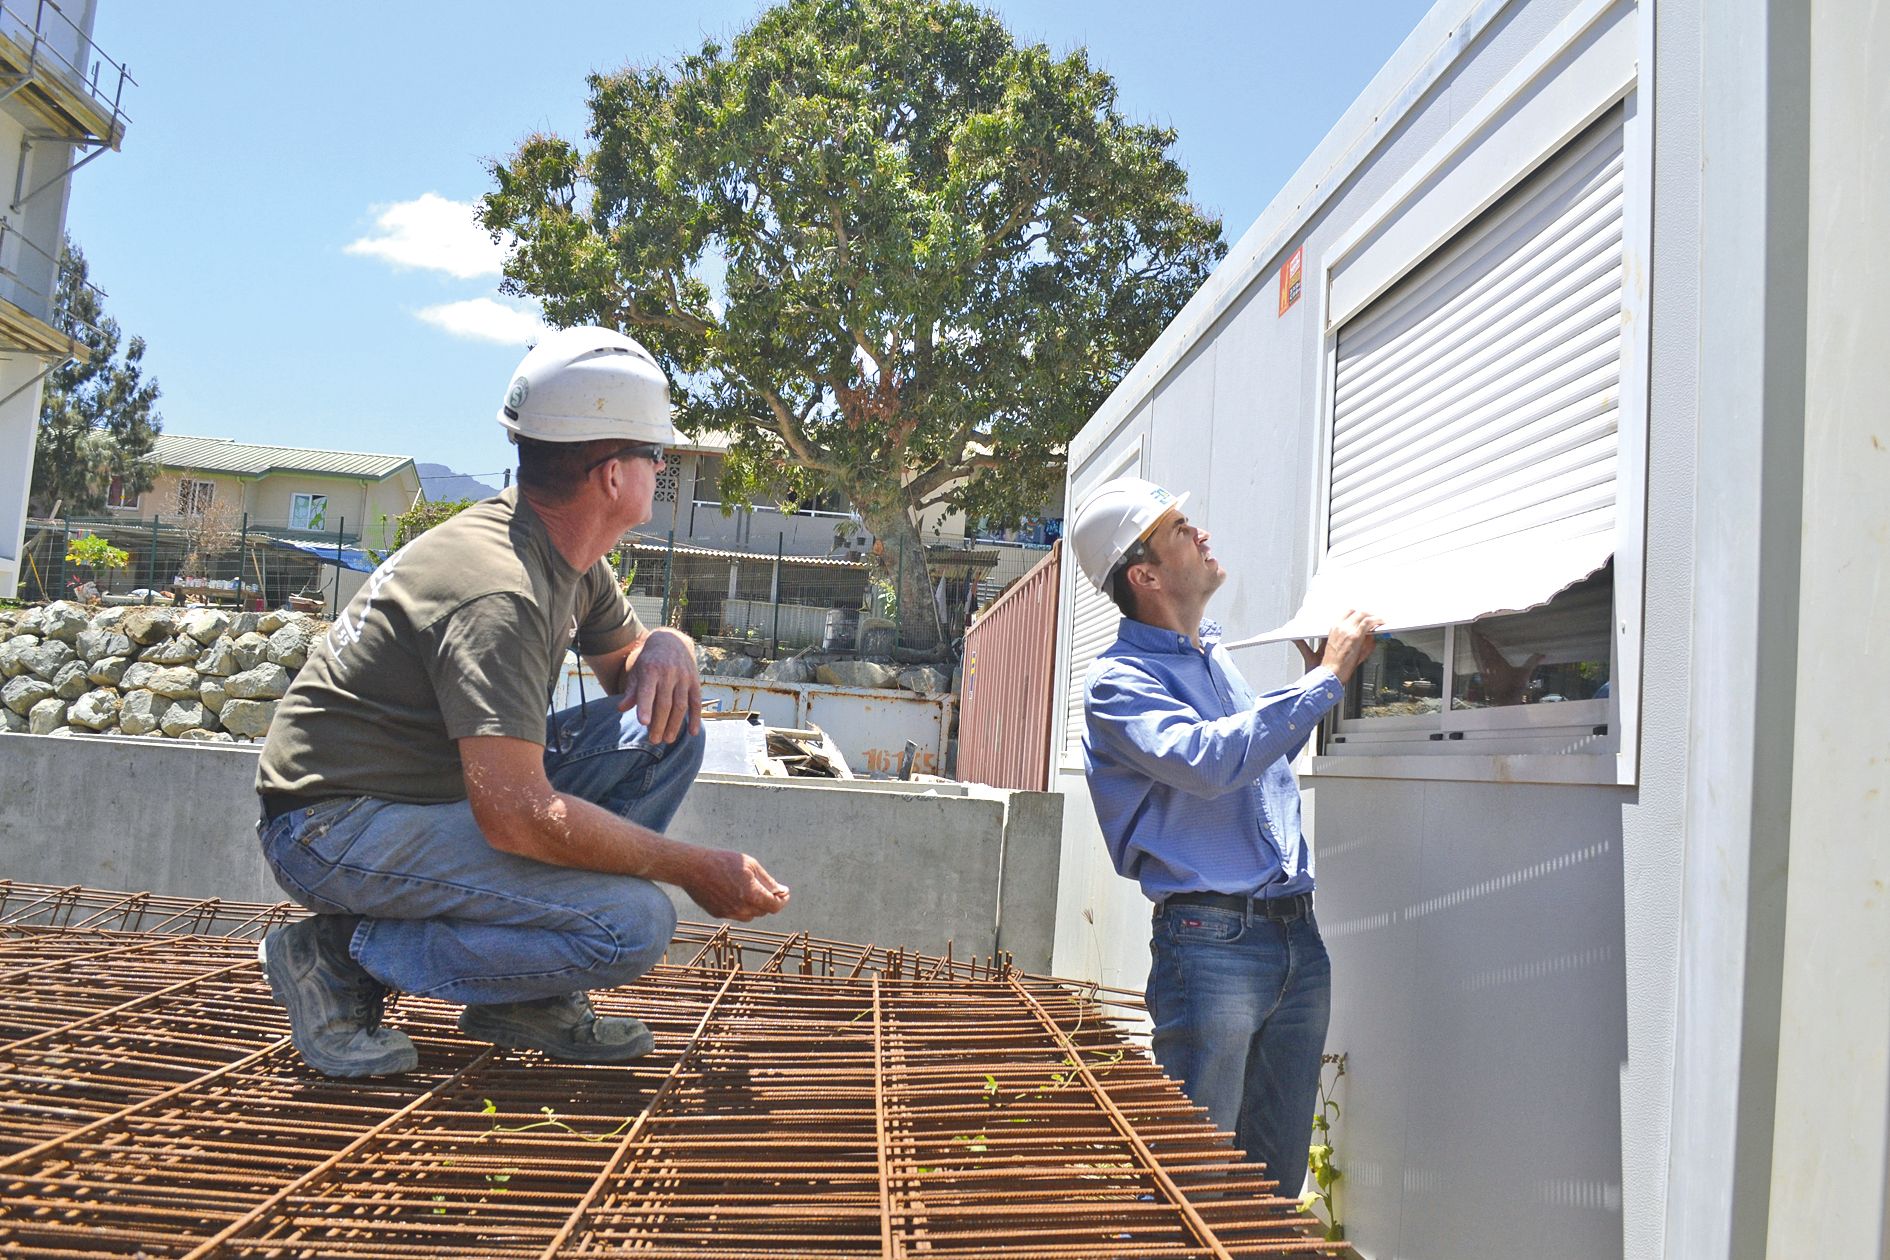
[0, 881, 1351, 1258]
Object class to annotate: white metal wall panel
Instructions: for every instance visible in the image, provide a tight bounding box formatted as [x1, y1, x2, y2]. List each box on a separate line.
[1060, 434, 1146, 757]
[1328, 111, 1625, 568]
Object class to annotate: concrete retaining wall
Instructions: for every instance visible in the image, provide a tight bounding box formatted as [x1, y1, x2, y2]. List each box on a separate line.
[0, 732, 1061, 971]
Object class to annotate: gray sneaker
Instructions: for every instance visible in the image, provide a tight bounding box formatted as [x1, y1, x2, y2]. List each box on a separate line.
[258, 915, 418, 1078]
[457, 992, 654, 1063]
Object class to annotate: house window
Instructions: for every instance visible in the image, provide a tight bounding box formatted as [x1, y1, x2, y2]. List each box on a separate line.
[176, 479, 216, 516]
[290, 493, 328, 530]
[105, 476, 136, 510]
[1241, 109, 1630, 760]
[692, 455, 724, 505]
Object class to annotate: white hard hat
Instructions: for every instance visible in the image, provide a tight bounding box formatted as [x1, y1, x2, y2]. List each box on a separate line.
[1069, 477, 1190, 595]
[497, 326, 678, 445]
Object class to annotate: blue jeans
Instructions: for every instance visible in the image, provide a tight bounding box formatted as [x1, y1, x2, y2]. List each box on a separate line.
[259, 694, 704, 1006]
[1146, 902, 1332, 1189]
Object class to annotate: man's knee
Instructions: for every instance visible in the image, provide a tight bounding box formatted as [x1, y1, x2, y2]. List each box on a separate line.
[662, 722, 706, 777]
[590, 879, 678, 986]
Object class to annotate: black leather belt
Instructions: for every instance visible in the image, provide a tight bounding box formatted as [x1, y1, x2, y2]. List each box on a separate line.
[260, 793, 355, 822]
[1160, 890, 1314, 922]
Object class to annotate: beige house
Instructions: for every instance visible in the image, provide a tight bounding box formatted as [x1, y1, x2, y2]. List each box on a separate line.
[113, 435, 421, 553]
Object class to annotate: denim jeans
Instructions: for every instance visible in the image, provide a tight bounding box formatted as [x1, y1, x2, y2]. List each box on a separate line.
[1146, 902, 1332, 1190]
[259, 693, 704, 1006]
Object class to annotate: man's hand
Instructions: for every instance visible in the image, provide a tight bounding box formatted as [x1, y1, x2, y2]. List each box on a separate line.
[1296, 609, 1384, 686]
[683, 848, 791, 922]
[621, 626, 702, 745]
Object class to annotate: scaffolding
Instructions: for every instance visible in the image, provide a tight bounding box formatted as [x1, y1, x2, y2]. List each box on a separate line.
[0, 880, 1350, 1258]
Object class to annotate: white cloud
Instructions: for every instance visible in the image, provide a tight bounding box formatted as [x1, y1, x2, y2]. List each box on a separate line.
[346, 193, 509, 279]
[415, 298, 548, 345]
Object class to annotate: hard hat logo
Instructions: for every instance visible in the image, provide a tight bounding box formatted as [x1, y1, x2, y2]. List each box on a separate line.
[505, 378, 530, 411]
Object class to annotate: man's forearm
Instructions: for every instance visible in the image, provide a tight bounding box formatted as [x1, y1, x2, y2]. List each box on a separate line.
[482, 787, 706, 886]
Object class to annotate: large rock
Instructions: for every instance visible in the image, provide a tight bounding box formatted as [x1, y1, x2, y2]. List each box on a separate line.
[224, 662, 291, 700]
[816, 660, 900, 689]
[118, 689, 172, 735]
[76, 626, 133, 663]
[121, 607, 178, 645]
[12, 607, 45, 636]
[3, 674, 54, 715]
[146, 667, 202, 700]
[0, 635, 39, 677]
[39, 601, 90, 643]
[91, 606, 131, 631]
[759, 655, 817, 684]
[158, 699, 211, 737]
[119, 660, 160, 692]
[218, 698, 278, 738]
[897, 665, 950, 696]
[1, 707, 26, 733]
[705, 654, 763, 679]
[52, 659, 91, 700]
[179, 728, 236, 743]
[88, 655, 130, 687]
[21, 640, 76, 679]
[230, 611, 263, 637]
[67, 688, 121, 730]
[181, 607, 232, 643]
[266, 622, 313, 669]
[196, 637, 242, 677]
[231, 632, 271, 672]
[143, 635, 204, 666]
[28, 696, 68, 734]
[256, 610, 290, 634]
[199, 675, 229, 715]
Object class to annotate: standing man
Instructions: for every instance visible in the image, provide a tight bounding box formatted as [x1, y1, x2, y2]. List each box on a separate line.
[255, 327, 789, 1079]
[1070, 477, 1380, 1187]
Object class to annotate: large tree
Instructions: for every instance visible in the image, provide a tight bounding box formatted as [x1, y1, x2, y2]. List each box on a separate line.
[482, 0, 1224, 650]
[30, 237, 162, 516]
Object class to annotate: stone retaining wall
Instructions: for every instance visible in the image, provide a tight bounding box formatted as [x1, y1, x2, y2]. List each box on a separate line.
[0, 601, 320, 742]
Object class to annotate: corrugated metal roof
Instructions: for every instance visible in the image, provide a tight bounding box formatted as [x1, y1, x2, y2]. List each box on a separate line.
[622, 537, 867, 569]
[150, 434, 416, 481]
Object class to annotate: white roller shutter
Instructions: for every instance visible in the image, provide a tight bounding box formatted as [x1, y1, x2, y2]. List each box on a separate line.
[1237, 110, 1624, 647]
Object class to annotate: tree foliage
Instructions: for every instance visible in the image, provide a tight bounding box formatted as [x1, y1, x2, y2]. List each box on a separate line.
[30, 237, 162, 516]
[482, 0, 1224, 648]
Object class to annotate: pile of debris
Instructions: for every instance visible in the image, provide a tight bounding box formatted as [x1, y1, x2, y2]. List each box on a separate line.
[702, 712, 853, 778]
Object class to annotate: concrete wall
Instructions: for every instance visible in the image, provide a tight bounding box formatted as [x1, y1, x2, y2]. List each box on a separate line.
[0, 732, 1062, 973]
[1048, 1, 1697, 1255]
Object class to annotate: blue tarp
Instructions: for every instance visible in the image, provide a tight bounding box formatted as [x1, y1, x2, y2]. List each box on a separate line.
[266, 538, 377, 573]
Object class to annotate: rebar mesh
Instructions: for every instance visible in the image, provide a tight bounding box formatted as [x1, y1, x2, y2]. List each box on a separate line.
[0, 881, 1350, 1258]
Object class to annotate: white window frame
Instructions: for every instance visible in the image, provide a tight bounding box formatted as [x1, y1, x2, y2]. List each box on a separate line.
[176, 478, 216, 517]
[1302, 0, 1651, 787]
[104, 475, 136, 510]
[290, 492, 328, 531]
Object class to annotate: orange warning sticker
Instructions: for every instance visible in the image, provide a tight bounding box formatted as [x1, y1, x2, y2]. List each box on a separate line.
[1278, 246, 1303, 316]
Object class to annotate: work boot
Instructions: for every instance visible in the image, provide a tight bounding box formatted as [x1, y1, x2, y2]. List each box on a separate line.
[258, 915, 418, 1078]
[457, 992, 653, 1063]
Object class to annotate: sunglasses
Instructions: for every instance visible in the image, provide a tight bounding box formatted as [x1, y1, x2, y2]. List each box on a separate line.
[585, 442, 666, 474]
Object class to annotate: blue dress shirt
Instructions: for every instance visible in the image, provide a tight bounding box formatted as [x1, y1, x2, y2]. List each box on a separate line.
[1082, 615, 1347, 902]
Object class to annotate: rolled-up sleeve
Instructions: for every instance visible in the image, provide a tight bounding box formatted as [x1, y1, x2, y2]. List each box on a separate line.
[1086, 662, 1345, 799]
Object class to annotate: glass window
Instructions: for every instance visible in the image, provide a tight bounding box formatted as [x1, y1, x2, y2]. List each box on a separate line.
[290, 493, 328, 530]
[1450, 564, 1612, 711]
[176, 479, 215, 516]
[105, 476, 135, 509]
[1344, 628, 1446, 719]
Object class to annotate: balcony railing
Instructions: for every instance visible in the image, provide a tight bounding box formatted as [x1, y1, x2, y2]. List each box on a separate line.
[0, 0, 134, 146]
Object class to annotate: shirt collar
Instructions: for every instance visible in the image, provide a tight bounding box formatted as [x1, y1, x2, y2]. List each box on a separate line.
[1116, 614, 1222, 654]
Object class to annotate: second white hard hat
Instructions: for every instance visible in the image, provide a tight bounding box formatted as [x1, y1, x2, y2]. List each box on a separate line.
[497, 326, 678, 446]
[1069, 477, 1190, 595]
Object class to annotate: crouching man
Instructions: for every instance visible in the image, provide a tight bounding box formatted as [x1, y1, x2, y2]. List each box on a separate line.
[254, 328, 789, 1078]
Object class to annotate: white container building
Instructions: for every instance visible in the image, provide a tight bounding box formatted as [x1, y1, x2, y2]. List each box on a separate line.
[1048, 0, 1888, 1255]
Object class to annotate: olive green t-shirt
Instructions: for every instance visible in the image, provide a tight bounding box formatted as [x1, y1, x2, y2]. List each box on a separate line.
[256, 488, 644, 804]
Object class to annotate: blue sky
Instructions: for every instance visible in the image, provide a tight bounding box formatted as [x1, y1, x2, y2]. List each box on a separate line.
[68, 1, 1435, 493]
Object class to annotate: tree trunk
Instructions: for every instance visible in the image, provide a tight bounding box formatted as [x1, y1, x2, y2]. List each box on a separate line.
[859, 504, 945, 654]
